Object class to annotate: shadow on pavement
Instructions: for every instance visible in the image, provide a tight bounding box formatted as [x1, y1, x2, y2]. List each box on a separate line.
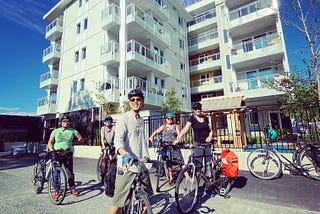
[149, 192, 177, 214]
[0, 154, 41, 170]
[232, 176, 248, 189]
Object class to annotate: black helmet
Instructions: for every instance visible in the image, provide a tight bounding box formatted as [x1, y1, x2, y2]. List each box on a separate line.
[104, 116, 113, 123]
[61, 115, 71, 121]
[128, 88, 144, 99]
[192, 102, 202, 110]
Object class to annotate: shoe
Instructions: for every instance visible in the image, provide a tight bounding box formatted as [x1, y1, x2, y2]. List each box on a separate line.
[53, 191, 59, 199]
[71, 188, 79, 196]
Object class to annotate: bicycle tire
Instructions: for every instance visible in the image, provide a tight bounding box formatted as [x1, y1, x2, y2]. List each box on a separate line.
[247, 148, 281, 180]
[155, 156, 168, 192]
[32, 162, 44, 194]
[48, 166, 67, 205]
[214, 174, 232, 196]
[96, 155, 104, 182]
[175, 166, 198, 214]
[127, 190, 153, 214]
[299, 149, 320, 180]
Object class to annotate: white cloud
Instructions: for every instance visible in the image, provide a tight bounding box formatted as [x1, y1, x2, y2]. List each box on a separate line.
[0, 107, 36, 116]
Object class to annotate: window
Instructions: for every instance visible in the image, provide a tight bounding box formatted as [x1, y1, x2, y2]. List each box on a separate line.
[180, 63, 185, 73]
[75, 51, 79, 62]
[72, 81, 78, 93]
[179, 39, 184, 49]
[83, 18, 88, 30]
[200, 74, 210, 83]
[249, 111, 259, 125]
[80, 79, 85, 91]
[76, 23, 81, 34]
[178, 17, 184, 27]
[182, 87, 186, 98]
[82, 47, 86, 59]
[246, 71, 258, 89]
[79, 0, 82, 7]
[226, 55, 231, 69]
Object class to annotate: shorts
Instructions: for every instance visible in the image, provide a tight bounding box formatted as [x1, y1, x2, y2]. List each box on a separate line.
[112, 169, 153, 207]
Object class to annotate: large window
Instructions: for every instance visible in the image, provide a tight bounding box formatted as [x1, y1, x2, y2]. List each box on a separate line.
[82, 47, 86, 59]
[80, 79, 85, 91]
[72, 81, 78, 93]
[75, 51, 79, 62]
[83, 18, 88, 30]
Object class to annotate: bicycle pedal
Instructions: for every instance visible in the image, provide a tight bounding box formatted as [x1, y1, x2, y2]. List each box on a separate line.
[223, 194, 230, 199]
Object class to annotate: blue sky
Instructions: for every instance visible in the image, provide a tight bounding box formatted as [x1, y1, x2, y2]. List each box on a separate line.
[0, 0, 307, 115]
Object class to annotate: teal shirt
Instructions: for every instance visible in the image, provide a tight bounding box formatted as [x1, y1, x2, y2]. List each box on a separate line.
[51, 127, 79, 151]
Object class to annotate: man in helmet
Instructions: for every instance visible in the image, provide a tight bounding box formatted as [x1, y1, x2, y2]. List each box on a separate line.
[47, 115, 83, 198]
[109, 89, 152, 214]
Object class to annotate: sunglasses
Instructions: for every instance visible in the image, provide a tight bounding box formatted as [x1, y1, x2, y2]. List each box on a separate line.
[62, 120, 70, 123]
[129, 98, 142, 102]
[166, 118, 173, 120]
[193, 108, 202, 111]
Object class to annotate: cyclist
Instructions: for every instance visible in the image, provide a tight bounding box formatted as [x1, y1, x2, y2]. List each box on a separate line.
[149, 112, 187, 185]
[109, 89, 152, 214]
[100, 116, 115, 176]
[173, 102, 215, 196]
[47, 115, 84, 198]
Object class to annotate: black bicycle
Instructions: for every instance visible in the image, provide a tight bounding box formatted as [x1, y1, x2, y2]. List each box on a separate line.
[174, 143, 232, 214]
[32, 150, 68, 205]
[96, 144, 116, 182]
[120, 157, 163, 214]
[155, 140, 182, 192]
[247, 124, 320, 180]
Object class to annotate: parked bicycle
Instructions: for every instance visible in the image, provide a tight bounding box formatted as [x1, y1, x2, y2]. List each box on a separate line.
[120, 157, 163, 214]
[155, 140, 182, 192]
[247, 124, 320, 180]
[96, 144, 116, 182]
[174, 143, 232, 214]
[32, 150, 68, 205]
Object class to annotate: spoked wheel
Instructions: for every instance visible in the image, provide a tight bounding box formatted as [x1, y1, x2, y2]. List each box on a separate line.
[155, 156, 168, 192]
[247, 149, 281, 180]
[175, 166, 198, 214]
[125, 191, 152, 214]
[299, 149, 320, 180]
[48, 166, 67, 205]
[32, 162, 44, 194]
[214, 174, 232, 197]
[96, 155, 104, 182]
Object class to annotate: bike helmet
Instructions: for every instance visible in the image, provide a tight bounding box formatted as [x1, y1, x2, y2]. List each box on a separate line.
[165, 112, 174, 118]
[61, 115, 71, 121]
[192, 102, 202, 110]
[104, 116, 113, 123]
[128, 88, 144, 99]
[268, 129, 277, 140]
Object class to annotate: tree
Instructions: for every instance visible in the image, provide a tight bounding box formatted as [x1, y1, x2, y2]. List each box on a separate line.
[280, 0, 320, 99]
[161, 88, 182, 114]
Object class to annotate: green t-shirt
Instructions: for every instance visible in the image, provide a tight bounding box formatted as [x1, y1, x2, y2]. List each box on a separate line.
[51, 127, 79, 151]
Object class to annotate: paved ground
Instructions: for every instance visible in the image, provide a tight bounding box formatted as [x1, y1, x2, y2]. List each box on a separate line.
[0, 154, 319, 214]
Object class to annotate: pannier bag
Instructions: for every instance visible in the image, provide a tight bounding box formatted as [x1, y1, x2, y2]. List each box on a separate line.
[221, 148, 239, 178]
[104, 158, 117, 197]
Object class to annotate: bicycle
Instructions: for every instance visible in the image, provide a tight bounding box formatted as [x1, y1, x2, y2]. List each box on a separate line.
[96, 144, 116, 182]
[174, 143, 232, 214]
[32, 150, 68, 205]
[120, 157, 163, 214]
[155, 140, 182, 192]
[247, 124, 320, 180]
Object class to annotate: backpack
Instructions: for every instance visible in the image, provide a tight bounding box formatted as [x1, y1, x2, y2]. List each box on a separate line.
[104, 158, 117, 197]
[221, 148, 239, 178]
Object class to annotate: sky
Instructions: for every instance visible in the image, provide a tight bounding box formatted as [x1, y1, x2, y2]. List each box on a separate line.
[0, 0, 309, 116]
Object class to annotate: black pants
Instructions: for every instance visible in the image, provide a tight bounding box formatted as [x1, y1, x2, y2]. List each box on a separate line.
[193, 141, 212, 167]
[60, 152, 75, 188]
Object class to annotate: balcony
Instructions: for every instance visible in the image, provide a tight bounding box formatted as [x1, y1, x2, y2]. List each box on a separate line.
[100, 76, 120, 103]
[191, 76, 223, 94]
[42, 44, 61, 65]
[188, 29, 218, 54]
[37, 96, 57, 115]
[126, 4, 170, 48]
[136, 0, 169, 21]
[227, 0, 277, 38]
[230, 33, 284, 70]
[187, 8, 216, 35]
[126, 40, 171, 78]
[230, 74, 284, 98]
[45, 17, 63, 41]
[189, 53, 221, 74]
[101, 3, 120, 33]
[39, 70, 58, 90]
[100, 41, 120, 67]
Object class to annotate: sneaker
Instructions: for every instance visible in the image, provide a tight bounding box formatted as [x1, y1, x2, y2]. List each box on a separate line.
[53, 191, 59, 199]
[71, 188, 79, 196]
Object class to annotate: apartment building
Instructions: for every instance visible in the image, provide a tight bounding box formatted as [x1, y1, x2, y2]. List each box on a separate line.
[37, 0, 192, 131]
[184, 0, 290, 130]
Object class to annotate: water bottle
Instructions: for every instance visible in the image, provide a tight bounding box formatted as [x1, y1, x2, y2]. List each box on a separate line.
[205, 161, 213, 178]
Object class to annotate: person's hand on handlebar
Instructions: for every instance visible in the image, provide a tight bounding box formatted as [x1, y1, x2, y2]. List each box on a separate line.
[122, 154, 133, 172]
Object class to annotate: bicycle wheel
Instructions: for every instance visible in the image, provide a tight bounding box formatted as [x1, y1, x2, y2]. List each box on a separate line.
[214, 174, 232, 197]
[96, 155, 103, 182]
[299, 149, 320, 180]
[48, 166, 67, 205]
[155, 156, 168, 192]
[247, 148, 281, 180]
[32, 162, 44, 194]
[175, 166, 198, 214]
[127, 190, 152, 214]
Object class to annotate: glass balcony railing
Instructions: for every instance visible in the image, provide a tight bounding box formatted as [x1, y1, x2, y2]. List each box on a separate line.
[37, 96, 57, 107]
[190, 75, 222, 87]
[231, 74, 277, 92]
[189, 52, 220, 67]
[187, 8, 216, 27]
[188, 29, 218, 46]
[40, 70, 59, 83]
[101, 41, 119, 55]
[101, 3, 120, 24]
[42, 44, 61, 58]
[183, 0, 203, 7]
[228, 0, 274, 21]
[45, 17, 63, 34]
